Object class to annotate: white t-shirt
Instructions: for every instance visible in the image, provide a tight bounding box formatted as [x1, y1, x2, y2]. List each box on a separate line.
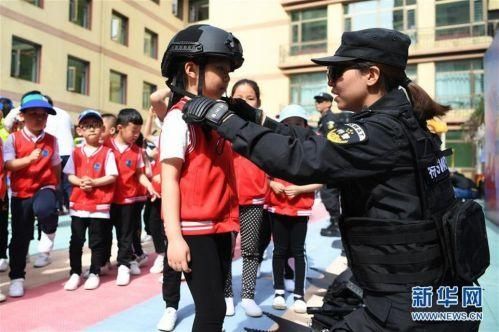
[63, 145, 118, 218]
[45, 106, 74, 156]
[160, 109, 190, 162]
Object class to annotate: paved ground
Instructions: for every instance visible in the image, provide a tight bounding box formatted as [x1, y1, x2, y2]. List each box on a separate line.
[0, 199, 497, 331]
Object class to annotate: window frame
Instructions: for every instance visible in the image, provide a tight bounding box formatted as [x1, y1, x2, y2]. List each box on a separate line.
[10, 36, 41, 83]
[188, 0, 209, 22]
[111, 10, 129, 46]
[343, 0, 417, 42]
[435, 0, 487, 40]
[290, 7, 328, 55]
[69, 0, 92, 29]
[109, 70, 127, 104]
[67, 55, 90, 95]
[23, 0, 43, 7]
[144, 28, 158, 59]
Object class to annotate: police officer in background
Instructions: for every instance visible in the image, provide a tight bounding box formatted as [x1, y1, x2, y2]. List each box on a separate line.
[314, 92, 345, 237]
[179, 28, 480, 331]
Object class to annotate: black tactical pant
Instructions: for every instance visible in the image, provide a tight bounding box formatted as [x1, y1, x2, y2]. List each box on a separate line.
[320, 186, 340, 225]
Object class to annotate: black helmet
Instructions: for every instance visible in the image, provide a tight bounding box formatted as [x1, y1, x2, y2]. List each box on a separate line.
[161, 24, 244, 80]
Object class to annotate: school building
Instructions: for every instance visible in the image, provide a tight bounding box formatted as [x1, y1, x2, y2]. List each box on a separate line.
[1, 0, 498, 173]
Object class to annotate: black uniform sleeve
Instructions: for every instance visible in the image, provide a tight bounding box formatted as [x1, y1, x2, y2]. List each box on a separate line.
[262, 117, 317, 141]
[218, 114, 405, 185]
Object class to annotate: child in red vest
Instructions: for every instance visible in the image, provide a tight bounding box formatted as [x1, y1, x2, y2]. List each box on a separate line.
[0, 137, 6, 302]
[4, 93, 61, 297]
[267, 105, 322, 314]
[224, 79, 269, 317]
[106, 108, 159, 286]
[63, 110, 117, 291]
[158, 25, 241, 331]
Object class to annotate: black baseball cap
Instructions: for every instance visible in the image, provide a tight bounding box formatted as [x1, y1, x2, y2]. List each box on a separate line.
[312, 28, 411, 69]
[314, 92, 333, 102]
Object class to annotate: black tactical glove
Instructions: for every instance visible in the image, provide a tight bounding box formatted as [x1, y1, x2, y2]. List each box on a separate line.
[221, 97, 264, 124]
[182, 96, 233, 128]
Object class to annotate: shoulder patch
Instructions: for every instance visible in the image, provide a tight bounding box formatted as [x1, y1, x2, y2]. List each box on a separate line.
[326, 123, 368, 144]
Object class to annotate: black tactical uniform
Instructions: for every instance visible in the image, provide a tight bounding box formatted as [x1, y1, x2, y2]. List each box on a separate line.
[216, 89, 478, 331]
[181, 28, 482, 331]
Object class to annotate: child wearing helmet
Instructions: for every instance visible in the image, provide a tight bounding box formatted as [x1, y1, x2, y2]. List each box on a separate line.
[158, 24, 241, 332]
[267, 104, 322, 314]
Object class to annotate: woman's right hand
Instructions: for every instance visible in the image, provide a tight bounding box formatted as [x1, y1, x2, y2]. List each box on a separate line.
[167, 238, 192, 273]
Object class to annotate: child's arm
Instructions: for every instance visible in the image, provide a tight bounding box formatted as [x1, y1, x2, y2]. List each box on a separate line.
[83, 175, 117, 187]
[162, 157, 191, 273]
[137, 170, 160, 200]
[5, 148, 41, 171]
[142, 108, 156, 142]
[284, 183, 323, 199]
[269, 179, 285, 195]
[150, 88, 170, 121]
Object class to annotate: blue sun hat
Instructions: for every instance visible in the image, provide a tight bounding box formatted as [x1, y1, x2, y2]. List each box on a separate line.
[78, 109, 102, 124]
[19, 93, 56, 115]
[279, 104, 309, 123]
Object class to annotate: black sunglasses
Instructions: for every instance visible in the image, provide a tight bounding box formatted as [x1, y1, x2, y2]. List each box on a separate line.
[327, 63, 363, 83]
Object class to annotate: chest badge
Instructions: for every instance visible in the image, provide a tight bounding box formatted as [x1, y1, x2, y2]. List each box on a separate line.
[126, 159, 133, 168]
[327, 123, 368, 144]
[93, 163, 101, 171]
[41, 149, 49, 157]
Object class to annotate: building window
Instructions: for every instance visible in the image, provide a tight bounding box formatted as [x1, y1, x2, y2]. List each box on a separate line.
[111, 11, 128, 45]
[189, 0, 209, 22]
[110, 70, 127, 104]
[10, 36, 40, 82]
[445, 130, 475, 168]
[151, 0, 159, 3]
[344, 0, 417, 42]
[435, 0, 486, 40]
[290, 72, 330, 116]
[69, 0, 91, 29]
[173, 0, 184, 19]
[144, 29, 158, 59]
[143, 82, 157, 110]
[436, 59, 483, 110]
[23, 0, 42, 7]
[406, 64, 417, 83]
[67, 56, 89, 95]
[290, 7, 327, 55]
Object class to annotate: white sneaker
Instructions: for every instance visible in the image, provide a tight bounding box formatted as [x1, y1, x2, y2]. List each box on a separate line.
[129, 261, 141, 275]
[116, 265, 131, 286]
[150, 254, 164, 274]
[0, 291, 6, 302]
[284, 278, 295, 292]
[272, 292, 286, 310]
[225, 297, 235, 316]
[292, 297, 307, 314]
[0, 258, 8, 272]
[157, 307, 177, 331]
[64, 273, 81, 291]
[84, 273, 100, 290]
[33, 253, 51, 268]
[241, 298, 263, 317]
[9, 278, 25, 297]
[38, 232, 55, 253]
[136, 253, 149, 267]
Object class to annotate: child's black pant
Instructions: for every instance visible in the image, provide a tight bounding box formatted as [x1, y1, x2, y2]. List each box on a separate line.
[109, 203, 140, 267]
[132, 201, 145, 257]
[69, 217, 108, 275]
[0, 192, 9, 259]
[9, 188, 58, 279]
[184, 233, 232, 332]
[148, 199, 166, 254]
[270, 213, 308, 296]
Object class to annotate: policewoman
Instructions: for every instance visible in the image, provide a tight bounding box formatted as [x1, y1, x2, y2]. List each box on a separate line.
[180, 28, 481, 331]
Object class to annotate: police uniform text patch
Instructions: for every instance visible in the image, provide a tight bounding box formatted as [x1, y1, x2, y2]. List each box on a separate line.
[327, 123, 367, 144]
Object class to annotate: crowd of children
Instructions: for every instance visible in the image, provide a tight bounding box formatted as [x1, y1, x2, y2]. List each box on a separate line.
[0, 24, 327, 332]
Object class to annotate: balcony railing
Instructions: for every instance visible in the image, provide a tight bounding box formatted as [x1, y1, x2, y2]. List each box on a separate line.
[279, 23, 497, 68]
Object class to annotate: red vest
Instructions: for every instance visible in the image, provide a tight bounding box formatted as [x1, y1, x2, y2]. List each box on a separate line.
[152, 156, 161, 194]
[0, 140, 6, 199]
[69, 146, 116, 213]
[233, 152, 269, 206]
[106, 139, 146, 204]
[267, 178, 314, 217]
[168, 99, 239, 235]
[10, 130, 58, 198]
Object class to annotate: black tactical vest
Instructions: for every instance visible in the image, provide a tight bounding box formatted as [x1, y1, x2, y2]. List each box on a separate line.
[340, 109, 455, 293]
